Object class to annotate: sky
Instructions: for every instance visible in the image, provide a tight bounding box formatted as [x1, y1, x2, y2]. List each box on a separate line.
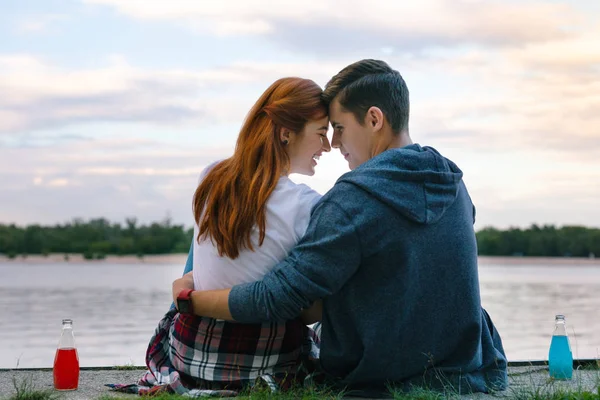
[0, 0, 598, 230]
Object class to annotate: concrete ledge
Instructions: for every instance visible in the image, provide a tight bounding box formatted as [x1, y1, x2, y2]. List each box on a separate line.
[0, 365, 598, 399]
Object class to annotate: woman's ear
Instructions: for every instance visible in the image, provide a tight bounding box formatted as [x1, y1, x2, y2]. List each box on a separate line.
[279, 128, 292, 145]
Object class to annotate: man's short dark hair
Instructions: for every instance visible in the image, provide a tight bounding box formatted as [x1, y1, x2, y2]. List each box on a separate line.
[322, 59, 409, 134]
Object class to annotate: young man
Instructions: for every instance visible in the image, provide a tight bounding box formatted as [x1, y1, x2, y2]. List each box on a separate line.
[173, 59, 508, 395]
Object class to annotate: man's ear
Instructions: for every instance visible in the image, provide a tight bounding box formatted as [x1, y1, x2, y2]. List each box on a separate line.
[366, 106, 384, 132]
[279, 128, 292, 144]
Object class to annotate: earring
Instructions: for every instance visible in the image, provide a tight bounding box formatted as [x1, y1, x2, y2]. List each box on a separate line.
[282, 139, 289, 145]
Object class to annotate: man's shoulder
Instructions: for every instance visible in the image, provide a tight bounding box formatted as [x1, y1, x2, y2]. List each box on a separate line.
[313, 180, 367, 217]
[320, 179, 358, 200]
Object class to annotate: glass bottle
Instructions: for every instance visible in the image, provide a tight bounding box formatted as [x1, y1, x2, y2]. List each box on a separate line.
[53, 319, 80, 390]
[548, 314, 573, 380]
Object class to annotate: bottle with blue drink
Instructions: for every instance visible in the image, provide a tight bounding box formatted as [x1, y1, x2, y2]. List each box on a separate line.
[548, 314, 573, 380]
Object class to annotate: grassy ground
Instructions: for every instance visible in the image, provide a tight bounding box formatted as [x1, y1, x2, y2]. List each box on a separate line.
[3, 365, 599, 400]
[504, 365, 600, 400]
[5, 377, 61, 400]
[5, 381, 344, 400]
[5, 382, 600, 400]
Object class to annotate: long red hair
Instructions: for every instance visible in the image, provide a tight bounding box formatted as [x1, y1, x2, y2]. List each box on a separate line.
[193, 77, 327, 259]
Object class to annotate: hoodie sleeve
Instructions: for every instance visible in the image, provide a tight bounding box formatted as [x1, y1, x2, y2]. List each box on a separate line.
[229, 199, 361, 322]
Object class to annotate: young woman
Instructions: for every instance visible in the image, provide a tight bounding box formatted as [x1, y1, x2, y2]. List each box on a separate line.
[115, 77, 330, 396]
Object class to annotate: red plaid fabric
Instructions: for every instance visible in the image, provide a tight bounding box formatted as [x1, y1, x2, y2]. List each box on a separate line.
[108, 309, 316, 396]
[169, 310, 310, 382]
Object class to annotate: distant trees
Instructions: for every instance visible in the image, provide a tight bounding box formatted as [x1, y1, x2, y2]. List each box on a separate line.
[0, 219, 598, 259]
[0, 217, 193, 259]
[476, 224, 600, 258]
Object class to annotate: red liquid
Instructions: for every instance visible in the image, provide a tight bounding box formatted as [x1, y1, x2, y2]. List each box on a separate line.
[53, 348, 80, 390]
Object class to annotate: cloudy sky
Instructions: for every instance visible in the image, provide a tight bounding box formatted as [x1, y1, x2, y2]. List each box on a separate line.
[1, 0, 598, 230]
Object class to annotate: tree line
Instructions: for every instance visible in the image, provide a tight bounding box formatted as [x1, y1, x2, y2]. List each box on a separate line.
[0, 220, 598, 259]
[0, 218, 193, 260]
[476, 225, 599, 258]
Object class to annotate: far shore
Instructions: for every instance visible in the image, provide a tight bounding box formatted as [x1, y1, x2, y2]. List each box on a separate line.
[0, 253, 189, 264]
[0, 253, 599, 266]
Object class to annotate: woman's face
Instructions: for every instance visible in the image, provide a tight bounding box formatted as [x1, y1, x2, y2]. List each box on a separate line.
[287, 116, 331, 176]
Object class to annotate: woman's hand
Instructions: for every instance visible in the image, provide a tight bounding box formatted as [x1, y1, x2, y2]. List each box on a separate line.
[172, 271, 194, 306]
[171, 273, 234, 320]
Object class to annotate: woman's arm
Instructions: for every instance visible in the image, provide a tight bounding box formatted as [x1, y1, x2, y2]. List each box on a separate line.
[170, 240, 195, 310]
[172, 277, 322, 323]
[182, 239, 195, 275]
[172, 273, 234, 320]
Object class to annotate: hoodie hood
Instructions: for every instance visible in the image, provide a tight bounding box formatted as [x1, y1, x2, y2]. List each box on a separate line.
[337, 144, 463, 224]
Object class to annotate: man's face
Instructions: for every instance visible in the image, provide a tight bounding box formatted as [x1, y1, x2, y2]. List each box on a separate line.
[329, 98, 373, 170]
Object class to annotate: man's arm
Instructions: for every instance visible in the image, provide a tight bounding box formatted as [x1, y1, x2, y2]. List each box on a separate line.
[172, 266, 321, 323]
[176, 199, 361, 322]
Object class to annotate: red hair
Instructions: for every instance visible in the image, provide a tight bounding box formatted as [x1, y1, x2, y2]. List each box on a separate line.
[193, 77, 327, 259]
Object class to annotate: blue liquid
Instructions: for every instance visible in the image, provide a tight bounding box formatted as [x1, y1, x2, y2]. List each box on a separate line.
[549, 335, 573, 380]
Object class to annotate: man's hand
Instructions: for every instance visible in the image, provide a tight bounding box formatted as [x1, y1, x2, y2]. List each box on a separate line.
[172, 271, 194, 307]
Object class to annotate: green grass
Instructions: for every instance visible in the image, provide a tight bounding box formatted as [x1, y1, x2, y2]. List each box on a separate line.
[507, 365, 600, 400]
[6, 377, 61, 400]
[389, 386, 459, 400]
[97, 395, 177, 400]
[236, 384, 344, 399]
[97, 385, 343, 400]
[112, 362, 142, 371]
[510, 385, 600, 400]
[7, 364, 600, 400]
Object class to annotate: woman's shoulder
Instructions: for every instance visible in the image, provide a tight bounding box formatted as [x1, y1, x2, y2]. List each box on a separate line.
[277, 177, 322, 207]
[272, 178, 321, 238]
[198, 160, 222, 183]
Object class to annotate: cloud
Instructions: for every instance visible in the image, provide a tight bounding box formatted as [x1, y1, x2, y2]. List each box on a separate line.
[412, 94, 600, 157]
[2, 48, 597, 160]
[0, 55, 216, 132]
[0, 57, 238, 133]
[0, 137, 233, 225]
[396, 23, 600, 157]
[83, 0, 580, 53]
[0, 128, 348, 226]
[0, 55, 351, 134]
[13, 14, 68, 34]
[2, 0, 599, 229]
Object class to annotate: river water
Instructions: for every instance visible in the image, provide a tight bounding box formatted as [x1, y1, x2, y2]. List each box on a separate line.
[1, 258, 598, 368]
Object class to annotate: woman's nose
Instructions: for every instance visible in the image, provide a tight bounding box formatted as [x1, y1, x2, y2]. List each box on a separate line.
[321, 135, 331, 152]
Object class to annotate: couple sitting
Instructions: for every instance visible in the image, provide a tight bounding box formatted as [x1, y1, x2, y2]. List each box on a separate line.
[114, 59, 508, 398]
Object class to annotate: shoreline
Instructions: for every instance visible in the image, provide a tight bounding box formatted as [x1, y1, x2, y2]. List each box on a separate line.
[1, 358, 597, 371]
[0, 253, 189, 264]
[0, 253, 599, 265]
[477, 255, 600, 266]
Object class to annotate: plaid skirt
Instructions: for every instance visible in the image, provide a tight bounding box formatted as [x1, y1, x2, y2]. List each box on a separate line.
[107, 308, 320, 397]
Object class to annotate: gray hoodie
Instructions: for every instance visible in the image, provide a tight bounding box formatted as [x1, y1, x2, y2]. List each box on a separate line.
[229, 144, 508, 395]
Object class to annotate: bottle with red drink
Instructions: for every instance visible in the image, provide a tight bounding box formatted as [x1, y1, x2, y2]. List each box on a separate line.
[53, 319, 80, 391]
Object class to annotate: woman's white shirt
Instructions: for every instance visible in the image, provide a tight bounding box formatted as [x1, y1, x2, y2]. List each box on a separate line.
[192, 169, 322, 291]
